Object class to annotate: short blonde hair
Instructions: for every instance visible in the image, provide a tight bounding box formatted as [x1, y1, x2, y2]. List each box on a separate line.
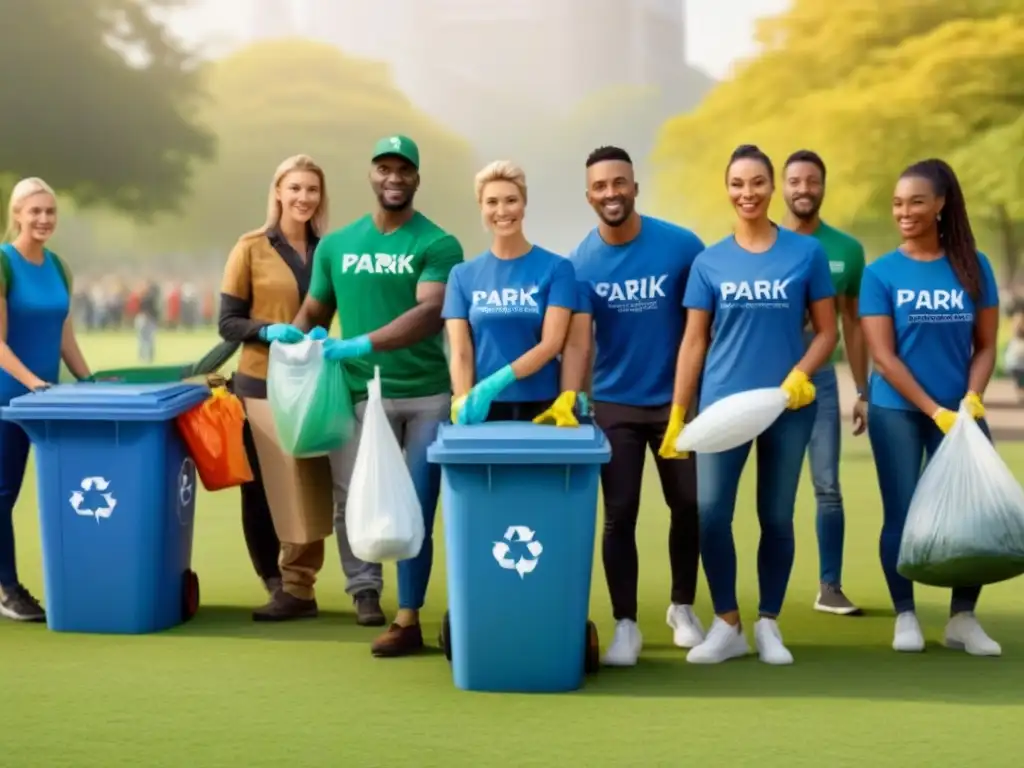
[474, 160, 527, 205]
[243, 154, 329, 240]
[5, 177, 57, 242]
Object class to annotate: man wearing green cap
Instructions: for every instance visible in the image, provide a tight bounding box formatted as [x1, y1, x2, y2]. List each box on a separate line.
[289, 135, 464, 656]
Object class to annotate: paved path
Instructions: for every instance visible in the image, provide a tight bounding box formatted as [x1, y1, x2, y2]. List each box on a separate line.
[832, 365, 1024, 440]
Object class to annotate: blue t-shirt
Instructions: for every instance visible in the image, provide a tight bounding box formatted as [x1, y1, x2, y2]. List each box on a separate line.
[858, 249, 999, 412]
[0, 244, 70, 402]
[570, 216, 705, 405]
[684, 228, 835, 411]
[442, 245, 578, 402]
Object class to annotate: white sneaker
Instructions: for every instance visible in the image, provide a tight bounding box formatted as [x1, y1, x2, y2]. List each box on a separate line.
[945, 612, 1002, 657]
[893, 611, 925, 652]
[686, 618, 750, 664]
[666, 604, 705, 649]
[602, 619, 643, 666]
[754, 618, 793, 665]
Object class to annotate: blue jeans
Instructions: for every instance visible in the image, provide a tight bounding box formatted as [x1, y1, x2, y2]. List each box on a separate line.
[697, 404, 818, 617]
[0, 417, 30, 588]
[807, 367, 844, 585]
[867, 404, 984, 615]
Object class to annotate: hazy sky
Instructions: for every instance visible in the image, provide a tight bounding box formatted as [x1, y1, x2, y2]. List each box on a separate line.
[166, 0, 791, 79]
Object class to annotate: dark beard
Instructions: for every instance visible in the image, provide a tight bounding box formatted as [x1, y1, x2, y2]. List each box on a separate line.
[597, 200, 634, 227]
[377, 192, 414, 212]
[789, 201, 820, 221]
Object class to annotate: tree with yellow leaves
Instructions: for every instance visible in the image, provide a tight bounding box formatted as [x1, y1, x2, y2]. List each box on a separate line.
[652, 0, 1024, 282]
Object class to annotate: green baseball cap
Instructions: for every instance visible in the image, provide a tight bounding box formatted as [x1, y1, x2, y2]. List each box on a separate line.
[371, 135, 420, 168]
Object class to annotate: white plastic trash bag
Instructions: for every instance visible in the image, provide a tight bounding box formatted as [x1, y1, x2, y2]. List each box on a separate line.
[898, 402, 1024, 587]
[675, 387, 789, 454]
[346, 366, 425, 563]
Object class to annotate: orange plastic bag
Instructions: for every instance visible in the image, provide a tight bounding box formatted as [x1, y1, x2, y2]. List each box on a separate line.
[176, 386, 253, 491]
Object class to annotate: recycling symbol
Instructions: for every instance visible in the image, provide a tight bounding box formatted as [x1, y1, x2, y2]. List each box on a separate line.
[492, 525, 543, 579]
[69, 476, 117, 523]
[177, 458, 195, 526]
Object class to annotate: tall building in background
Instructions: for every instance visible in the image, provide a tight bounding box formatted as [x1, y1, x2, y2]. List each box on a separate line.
[248, 0, 694, 143]
[391, 0, 688, 138]
[249, 0, 297, 41]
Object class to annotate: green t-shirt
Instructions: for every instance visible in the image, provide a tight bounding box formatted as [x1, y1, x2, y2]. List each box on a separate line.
[811, 222, 865, 299]
[309, 212, 464, 400]
[804, 223, 866, 362]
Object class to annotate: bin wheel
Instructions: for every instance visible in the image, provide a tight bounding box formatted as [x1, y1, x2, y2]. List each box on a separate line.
[584, 620, 600, 674]
[182, 570, 200, 622]
[439, 611, 452, 662]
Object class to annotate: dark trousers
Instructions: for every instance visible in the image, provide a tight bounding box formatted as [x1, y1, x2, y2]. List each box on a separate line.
[240, 412, 281, 584]
[0, 417, 30, 588]
[594, 402, 700, 622]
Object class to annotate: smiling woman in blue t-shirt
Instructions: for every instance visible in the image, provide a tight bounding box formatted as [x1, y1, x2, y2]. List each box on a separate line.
[443, 161, 582, 424]
[0, 178, 92, 623]
[660, 145, 838, 666]
[859, 158, 1002, 658]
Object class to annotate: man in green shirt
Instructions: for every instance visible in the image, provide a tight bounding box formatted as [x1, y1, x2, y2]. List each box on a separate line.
[782, 150, 868, 617]
[289, 135, 464, 656]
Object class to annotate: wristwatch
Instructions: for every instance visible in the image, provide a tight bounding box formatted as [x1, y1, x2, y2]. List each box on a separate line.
[856, 388, 866, 401]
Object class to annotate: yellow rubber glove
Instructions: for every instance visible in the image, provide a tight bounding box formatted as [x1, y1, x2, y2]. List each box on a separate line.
[657, 405, 689, 459]
[450, 394, 467, 424]
[962, 391, 985, 420]
[932, 407, 958, 434]
[781, 368, 816, 410]
[532, 391, 580, 427]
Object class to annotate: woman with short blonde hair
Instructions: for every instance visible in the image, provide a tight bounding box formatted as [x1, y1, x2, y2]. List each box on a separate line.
[442, 160, 588, 425]
[0, 177, 92, 622]
[218, 155, 352, 623]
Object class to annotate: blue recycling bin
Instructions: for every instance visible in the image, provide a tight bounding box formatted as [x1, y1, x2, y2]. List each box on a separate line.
[1, 383, 210, 634]
[427, 422, 611, 693]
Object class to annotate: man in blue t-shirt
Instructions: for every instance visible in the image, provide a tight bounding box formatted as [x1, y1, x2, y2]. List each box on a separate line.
[568, 146, 706, 667]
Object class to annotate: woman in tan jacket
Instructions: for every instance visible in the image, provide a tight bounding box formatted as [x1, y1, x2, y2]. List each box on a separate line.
[218, 155, 356, 622]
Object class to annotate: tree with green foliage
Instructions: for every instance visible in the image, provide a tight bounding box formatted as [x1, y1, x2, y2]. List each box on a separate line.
[0, 0, 214, 225]
[118, 39, 485, 258]
[652, 0, 1024, 281]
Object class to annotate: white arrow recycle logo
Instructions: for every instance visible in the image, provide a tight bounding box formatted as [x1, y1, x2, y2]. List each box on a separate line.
[69, 476, 117, 523]
[492, 525, 543, 579]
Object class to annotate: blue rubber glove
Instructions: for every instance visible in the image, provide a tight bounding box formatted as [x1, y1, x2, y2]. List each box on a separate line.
[307, 326, 329, 341]
[259, 323, 304, 344]
[576, 392, 591, 418]
[456, 365, 517, 425]
[322, 334, 373, 362]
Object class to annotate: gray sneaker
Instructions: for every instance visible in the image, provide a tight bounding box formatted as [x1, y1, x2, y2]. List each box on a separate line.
[814, 583, 862, 616]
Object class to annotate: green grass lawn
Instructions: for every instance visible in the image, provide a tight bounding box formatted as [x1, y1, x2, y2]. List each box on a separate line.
[6, 330, 1024, 767]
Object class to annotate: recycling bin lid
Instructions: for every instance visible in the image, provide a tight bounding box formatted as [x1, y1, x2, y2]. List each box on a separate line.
[0, 382, 210, 422]
[427, 422, 611, 465]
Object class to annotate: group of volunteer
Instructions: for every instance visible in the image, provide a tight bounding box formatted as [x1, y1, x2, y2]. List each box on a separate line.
[0, 134, 1009, 666]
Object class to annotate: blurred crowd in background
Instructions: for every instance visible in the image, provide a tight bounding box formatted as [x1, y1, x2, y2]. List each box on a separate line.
[70, 277, 220, 332]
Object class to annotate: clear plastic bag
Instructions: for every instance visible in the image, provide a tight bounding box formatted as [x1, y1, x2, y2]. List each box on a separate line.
[675, 387, 789, 454]
[345, 366, 425, 563]
[267, 338, 353, 458]
[898, 402, 1024, 587]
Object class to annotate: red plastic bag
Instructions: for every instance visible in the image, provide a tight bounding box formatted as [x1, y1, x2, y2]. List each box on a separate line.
[177, 386, 253, 491]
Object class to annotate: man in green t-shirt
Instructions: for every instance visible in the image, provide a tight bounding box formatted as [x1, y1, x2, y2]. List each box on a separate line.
[288, 135, 464, 656]
[782, 150, 868, 618]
